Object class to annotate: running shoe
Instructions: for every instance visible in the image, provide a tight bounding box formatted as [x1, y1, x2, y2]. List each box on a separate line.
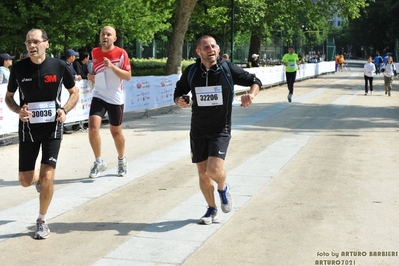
[199, 207, 218, 225]
[287, 94, 292, 102]
[218, 183, 233, 213]
[117, 157, 127, 177]
[34, 219, 50, 239]
[89, 161, 107, 178]
[35, 181, 41, 193]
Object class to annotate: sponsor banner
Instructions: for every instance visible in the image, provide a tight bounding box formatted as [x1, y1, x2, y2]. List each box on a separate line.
[0, 61, 336, 135]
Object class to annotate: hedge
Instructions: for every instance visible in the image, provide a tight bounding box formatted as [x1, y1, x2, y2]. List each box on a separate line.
[131, 58, 196, 76]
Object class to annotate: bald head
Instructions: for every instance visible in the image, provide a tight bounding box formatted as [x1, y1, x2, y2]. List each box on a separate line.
[102, 26, 116, 35]
[100, 26, 117, 51]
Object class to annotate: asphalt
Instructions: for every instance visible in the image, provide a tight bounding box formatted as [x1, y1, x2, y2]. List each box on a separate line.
[0, 62, 399, 266]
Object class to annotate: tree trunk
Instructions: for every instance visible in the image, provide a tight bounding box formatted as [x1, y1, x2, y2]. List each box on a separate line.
[248, 31, 262, 63]
[165, 0, 197, 75]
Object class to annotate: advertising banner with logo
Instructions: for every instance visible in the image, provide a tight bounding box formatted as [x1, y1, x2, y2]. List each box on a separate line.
[0, 61, 335, 135]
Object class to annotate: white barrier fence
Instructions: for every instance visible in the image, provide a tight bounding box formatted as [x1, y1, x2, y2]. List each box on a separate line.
[0, 61, 335, 135]
[236, 60, 334, 91]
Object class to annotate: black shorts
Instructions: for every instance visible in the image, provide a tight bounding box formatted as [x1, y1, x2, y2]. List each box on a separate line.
[19, 139, 61, 171]
[89, 97, 124, 126]
[190, 131, 231, 163]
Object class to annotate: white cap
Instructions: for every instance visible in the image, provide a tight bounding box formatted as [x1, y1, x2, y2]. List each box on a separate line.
[252, 54, 259, 58]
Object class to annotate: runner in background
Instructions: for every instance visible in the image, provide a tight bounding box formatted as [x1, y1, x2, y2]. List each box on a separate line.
[281, 45, 300, 102]
[87, 26, 131, 178]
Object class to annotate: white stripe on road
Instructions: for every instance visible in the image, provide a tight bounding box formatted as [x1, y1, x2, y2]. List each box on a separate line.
[0, 74, 359, 246]
[94, 93, 356, 265]
[0, 141, 190, 242]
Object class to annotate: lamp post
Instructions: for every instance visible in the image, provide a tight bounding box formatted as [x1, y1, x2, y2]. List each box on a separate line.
[230, 0, 235, 62]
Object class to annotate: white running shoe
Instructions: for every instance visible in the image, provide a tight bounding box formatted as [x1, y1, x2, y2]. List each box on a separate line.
[89, 161, 107, 178]
[34, 219, 50, 239]
[218, 183, 233, 213]
[199, 207, 218, 225]
[117, 157, 127, 177]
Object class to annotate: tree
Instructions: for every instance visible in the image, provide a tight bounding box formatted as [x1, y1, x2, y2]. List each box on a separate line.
[344, 0, 399, 58]
[0, 0, 374, 73]
[0, 0, 174, 56]
[170, 0, 369, 63]
[165, 0, 197, 75]
[184, 0, 231, 48]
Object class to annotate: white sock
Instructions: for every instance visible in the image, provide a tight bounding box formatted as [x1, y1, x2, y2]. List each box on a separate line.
[118, 156, 125, 161]
[38, 213, 46, 222]
[95, 157, 102, 164]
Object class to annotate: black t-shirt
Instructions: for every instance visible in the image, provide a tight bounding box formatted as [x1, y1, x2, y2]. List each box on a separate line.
[73, 60, 89, 79]
[174, 59, 262, 135]
[8, 57, 75, 141]
[251, 59, 259, 67]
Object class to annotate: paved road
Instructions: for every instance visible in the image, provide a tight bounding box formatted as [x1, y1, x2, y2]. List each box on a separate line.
[1, 65, 399, 266]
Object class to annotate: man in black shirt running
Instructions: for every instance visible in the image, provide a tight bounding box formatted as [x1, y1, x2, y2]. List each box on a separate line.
[174, 35, 262, 224]
[5, 28, 79, 239]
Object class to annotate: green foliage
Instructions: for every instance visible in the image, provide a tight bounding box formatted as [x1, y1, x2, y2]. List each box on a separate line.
[131, 58, 195, 76]
[0, 0, 371, 71]
[342, 0, 397, 57]
[187, 1, 231, 41]
[172, 0, 369, 56]
[0, 0, 174, 55]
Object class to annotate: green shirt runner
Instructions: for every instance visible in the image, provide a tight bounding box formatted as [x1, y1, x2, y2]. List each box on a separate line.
[282, 53, 299, 72]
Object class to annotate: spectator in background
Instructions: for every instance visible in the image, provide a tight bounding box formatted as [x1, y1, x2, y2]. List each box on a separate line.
[20, 50, 29, 60]
[221, 54, 229, 61]
[335, 54, 340, 72]
[338, 55, 345, 72]
[381, 56, 396, 96]
[251, 54, 259, 67]
[63, 49, 81, 134]
[363, 55, 376, 95]
[73, 51, 90, 79]
[64, 49, 82, 81]
[0, 53, 16, 146]
[374, 53, 383, 74]
[347, 52, 352, 60]
[0, 53, 15, 84]
[383, 54, 389, 65]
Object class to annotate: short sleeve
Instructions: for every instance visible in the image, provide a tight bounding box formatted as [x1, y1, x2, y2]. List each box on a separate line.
[7, 67, 17, 93]
[121, 49, 131, 72]
[61, 61, 76, 90]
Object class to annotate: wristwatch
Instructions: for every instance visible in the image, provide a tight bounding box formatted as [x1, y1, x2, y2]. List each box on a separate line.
[60, 107, 68, 115]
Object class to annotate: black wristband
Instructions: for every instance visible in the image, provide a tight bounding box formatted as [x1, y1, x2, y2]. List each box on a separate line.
[60, 107, 68, 115]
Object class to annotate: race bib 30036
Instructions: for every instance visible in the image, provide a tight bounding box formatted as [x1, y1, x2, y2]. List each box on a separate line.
[28, 101, 56, 124]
